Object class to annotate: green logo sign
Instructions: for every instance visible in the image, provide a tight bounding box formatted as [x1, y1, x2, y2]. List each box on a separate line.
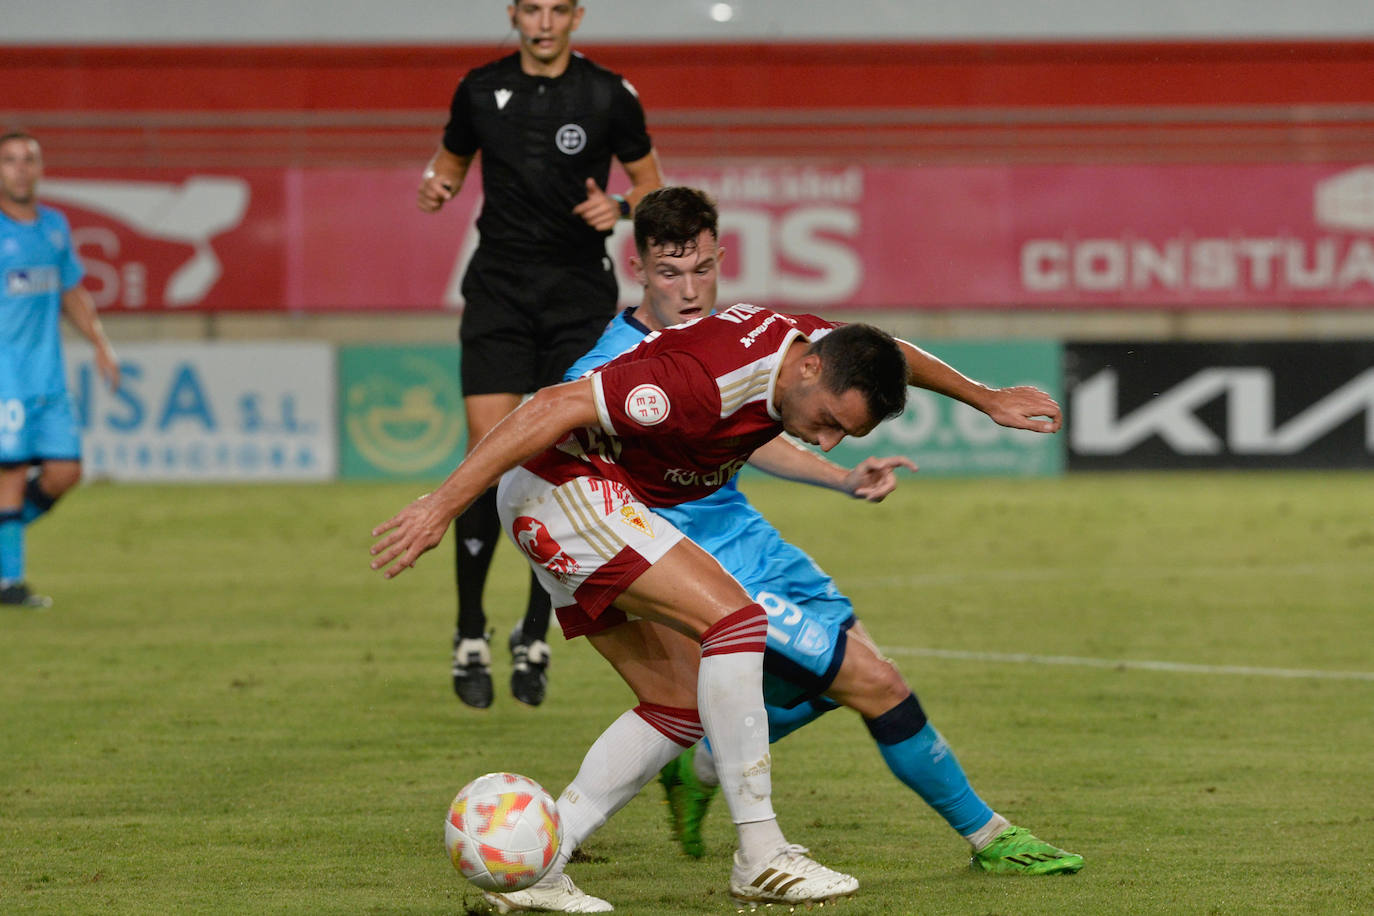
[338, 345, 466, 480]
[824, 340, 1063, 477]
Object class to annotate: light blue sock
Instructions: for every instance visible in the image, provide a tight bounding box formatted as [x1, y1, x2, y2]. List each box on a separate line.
[0, 511, 25, 584]
[766, 696, 840, 743]
[868, 694, 995, 837]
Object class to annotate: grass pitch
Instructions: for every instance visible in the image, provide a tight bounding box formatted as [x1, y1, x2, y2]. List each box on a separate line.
[2, 472, 1372, 914]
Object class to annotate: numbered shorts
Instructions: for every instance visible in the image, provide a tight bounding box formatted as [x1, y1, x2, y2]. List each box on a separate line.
[496, 466, 690, 639]
[0, 393, 81, 465]
[756, 587, 856, 710]
[681, 505, 857, 709]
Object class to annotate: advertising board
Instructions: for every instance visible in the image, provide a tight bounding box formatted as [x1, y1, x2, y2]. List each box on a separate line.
[1066, 341, 1374, 469]
[65, 341, 336, 481]
[337, 345, 466, 480]
[48, 162, 1374, 312]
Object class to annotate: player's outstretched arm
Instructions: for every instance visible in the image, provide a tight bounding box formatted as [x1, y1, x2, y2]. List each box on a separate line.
[894, 338, 1061, 434]
[748, 436, 916, 502]
[976, 384, 1063, 434]
[369, 379, 599, 578]
[841, 455, 918, 502]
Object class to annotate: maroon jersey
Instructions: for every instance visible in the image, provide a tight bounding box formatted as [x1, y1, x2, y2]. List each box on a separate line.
[522, 305, 836, 506]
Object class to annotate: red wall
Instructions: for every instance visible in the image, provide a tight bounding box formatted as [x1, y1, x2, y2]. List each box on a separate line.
[10, 40, 1374, 112]
[10, 41, 1373, 168]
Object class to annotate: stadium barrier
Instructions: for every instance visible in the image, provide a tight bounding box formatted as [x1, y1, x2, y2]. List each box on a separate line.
[62, 339, 1374, 483]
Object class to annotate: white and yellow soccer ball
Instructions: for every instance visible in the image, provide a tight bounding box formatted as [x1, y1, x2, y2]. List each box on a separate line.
[445, 772, 562, 892]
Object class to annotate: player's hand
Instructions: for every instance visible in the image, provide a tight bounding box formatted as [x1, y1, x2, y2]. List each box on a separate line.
[95, 344, 121, 392]
[418, 170, 456, 213]
[843, 455, 917, 502]
[982, 385, 1063, 434]
[369, 492, 452, 578]
[572, 177, 619, 231]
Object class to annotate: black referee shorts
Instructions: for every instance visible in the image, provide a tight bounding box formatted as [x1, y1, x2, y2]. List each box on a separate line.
[458, 247, 619, 397]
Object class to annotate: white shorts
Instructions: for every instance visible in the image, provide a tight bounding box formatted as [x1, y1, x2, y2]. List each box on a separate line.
[496, 466, 687, 638]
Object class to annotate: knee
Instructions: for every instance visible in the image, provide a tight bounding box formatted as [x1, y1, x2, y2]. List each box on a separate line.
[833, 653, 912, 718]
[44, 463, 82, 496]
[866, 657, 912, 708]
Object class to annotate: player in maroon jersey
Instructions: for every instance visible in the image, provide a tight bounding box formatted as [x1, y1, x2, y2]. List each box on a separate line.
[372, 304, 1059, 909]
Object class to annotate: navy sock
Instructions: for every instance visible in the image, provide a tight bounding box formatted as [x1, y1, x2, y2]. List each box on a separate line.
[21, 476, 58, 525]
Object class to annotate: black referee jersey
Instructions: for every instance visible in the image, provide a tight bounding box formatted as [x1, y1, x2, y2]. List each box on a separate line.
[443, 52, 654, 263]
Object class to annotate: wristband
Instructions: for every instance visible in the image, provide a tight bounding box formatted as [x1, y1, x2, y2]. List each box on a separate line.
[611, 194, 631, 219]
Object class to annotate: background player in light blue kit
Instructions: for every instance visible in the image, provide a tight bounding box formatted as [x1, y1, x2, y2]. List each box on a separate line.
[565, 186, 1083, 878]
[0, 131, 120, 608]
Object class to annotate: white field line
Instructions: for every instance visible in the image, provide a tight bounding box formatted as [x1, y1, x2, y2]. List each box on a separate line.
[854, 562, 1364, 588]
[883, 646, 1374, 682]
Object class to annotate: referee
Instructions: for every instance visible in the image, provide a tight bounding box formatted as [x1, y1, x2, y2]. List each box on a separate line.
[418, 0, 663, 709]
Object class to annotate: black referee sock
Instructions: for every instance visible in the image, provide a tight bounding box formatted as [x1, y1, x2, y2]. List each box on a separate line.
[454, 487, 500, 640]
[520, 570, 553, 643]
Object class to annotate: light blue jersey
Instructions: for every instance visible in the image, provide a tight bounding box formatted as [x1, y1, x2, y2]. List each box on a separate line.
[1, 205, 83, 400]
[1, 205, 84, 463]
[566, 307, 856, 707]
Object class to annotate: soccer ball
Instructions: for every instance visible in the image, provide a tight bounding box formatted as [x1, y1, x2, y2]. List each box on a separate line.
[445, 772, 562, 892]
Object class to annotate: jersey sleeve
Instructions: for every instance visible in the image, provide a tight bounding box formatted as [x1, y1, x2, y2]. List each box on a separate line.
[55, 213, 84, 291]
[790, 313, 841, 339]
[592, 350, 720, 439]
[441, 76, 479, 157]
[607, 76, 653, 164]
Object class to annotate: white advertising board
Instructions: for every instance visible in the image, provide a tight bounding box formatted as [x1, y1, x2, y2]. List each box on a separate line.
[64, 341, 336, 482]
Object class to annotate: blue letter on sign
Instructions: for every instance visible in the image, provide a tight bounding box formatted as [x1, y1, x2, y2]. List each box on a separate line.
[158, 364, 216, 431]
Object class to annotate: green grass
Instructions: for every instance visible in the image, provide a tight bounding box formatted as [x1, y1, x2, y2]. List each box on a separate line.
[2, 472, 1372, 914]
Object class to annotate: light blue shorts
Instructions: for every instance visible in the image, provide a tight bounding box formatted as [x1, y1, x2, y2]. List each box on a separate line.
[757, 587, 856, 710]
[0, 392, 82, 465]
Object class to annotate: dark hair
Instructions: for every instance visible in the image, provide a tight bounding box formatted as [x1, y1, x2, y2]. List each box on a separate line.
[633, 186, 718, 258]
[808, 324, 908, 423]
[0, 130, 37, 147]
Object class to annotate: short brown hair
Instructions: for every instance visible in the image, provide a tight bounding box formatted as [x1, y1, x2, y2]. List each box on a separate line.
[809, 324, 908, 424]
[633, 186, 718, 259]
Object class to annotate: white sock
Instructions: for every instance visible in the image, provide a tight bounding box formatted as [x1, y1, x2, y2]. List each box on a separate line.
[697, 607, 785, 866]
[545, 709, 687, 879]
[967, 812, 1012, 851]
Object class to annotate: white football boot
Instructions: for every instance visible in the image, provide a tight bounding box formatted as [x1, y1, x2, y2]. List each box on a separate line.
[483, 873, 613, 913]
[729, 844, 859, 906]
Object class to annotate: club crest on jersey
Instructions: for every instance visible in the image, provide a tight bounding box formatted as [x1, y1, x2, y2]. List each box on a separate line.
[494, 88, 513, 110]
[513, 516, 581, 583]
[617, 505, 654, 538]
[556, 123, 587, 155]
[624, 384, 670, 426]
[5, 266, 59, 296]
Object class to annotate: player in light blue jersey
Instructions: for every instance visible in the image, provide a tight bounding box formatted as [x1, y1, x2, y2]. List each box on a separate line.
[566, 187, 1082, 881]
[0, 132, 120, 608]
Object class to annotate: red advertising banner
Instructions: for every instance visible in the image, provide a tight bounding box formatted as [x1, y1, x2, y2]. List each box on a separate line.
[47, 162, 1374, 312]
